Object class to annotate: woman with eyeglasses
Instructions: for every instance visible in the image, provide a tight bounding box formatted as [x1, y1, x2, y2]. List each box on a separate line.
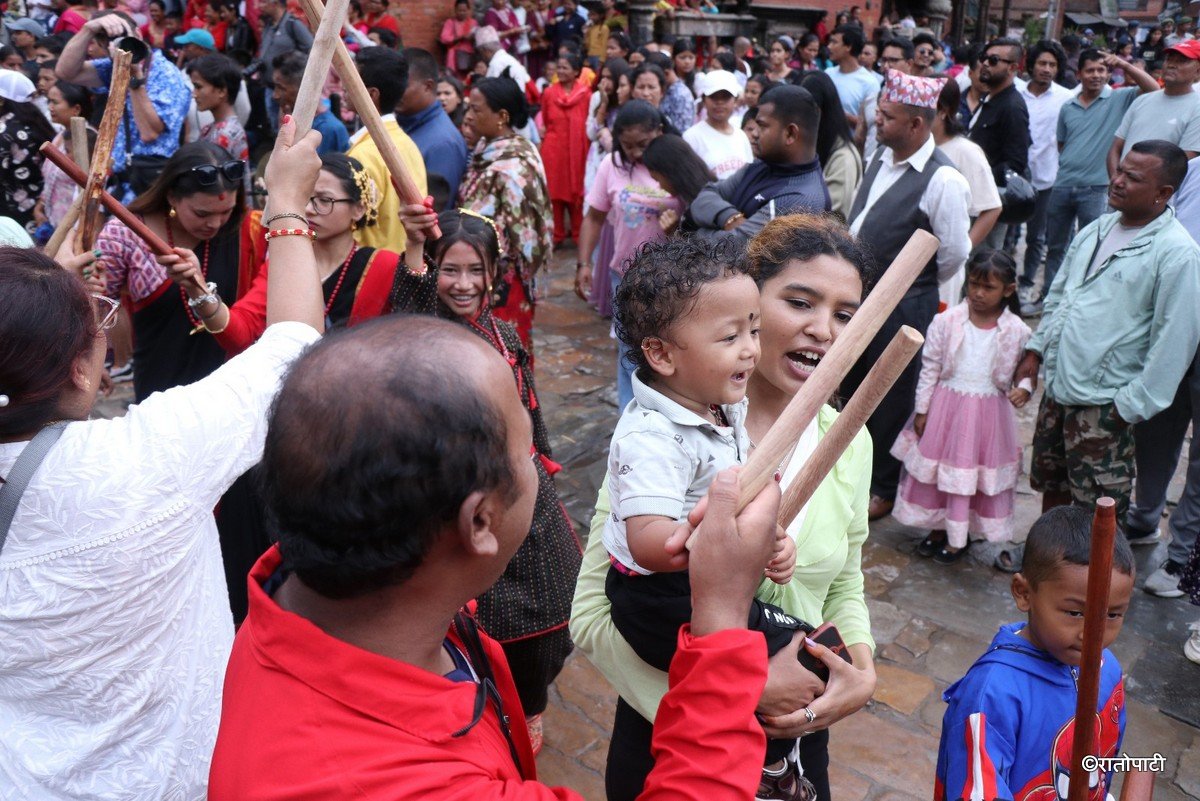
[170, 153, 399, 355]
[96, 142, 246, 401]
[0, 117, 325, 800]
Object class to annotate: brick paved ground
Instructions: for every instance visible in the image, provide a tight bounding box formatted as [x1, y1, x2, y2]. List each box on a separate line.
[91, 247, 1200, 801]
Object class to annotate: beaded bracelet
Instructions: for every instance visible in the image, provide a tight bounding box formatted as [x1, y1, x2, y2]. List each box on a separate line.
[263, 211, 309, 228]
[264, 227, 317, 242]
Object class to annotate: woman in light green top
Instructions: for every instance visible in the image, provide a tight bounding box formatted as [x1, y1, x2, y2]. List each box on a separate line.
[571, 215, 878, 801]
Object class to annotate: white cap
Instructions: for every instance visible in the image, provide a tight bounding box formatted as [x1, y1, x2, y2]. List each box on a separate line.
[699, 70, 742, 98]
[0, 71, 36, 104]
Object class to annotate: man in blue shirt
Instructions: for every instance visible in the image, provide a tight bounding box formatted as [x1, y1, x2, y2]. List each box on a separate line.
[825, 25, 879, 128]
[397, 47, 469, 206]
[55, 10, 192, 198]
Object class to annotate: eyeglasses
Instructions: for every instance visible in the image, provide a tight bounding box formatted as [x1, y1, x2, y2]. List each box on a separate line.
[983, 55, 1015, 66]
[879, 56, 906, 65]
[916, 47, 935, 56]
[189, 160, 246, 187]
[306, 195, 356, 215]
[92, 294, 120, 331]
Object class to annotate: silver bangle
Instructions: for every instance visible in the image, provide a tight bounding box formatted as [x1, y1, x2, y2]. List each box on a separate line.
[187, 281, 220, 310]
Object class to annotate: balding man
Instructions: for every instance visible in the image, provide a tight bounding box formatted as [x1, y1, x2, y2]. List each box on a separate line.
[209, 315, 790, 799]
[1013, 140, 1200, 560]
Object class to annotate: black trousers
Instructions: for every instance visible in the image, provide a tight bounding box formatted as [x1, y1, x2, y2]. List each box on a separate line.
[499, 626, 574, 717]
[841, 288, 939, 501]
[605, 697, 831, 801]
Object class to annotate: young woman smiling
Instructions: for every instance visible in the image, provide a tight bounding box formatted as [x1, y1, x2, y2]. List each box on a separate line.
[572, 215, 880, 801]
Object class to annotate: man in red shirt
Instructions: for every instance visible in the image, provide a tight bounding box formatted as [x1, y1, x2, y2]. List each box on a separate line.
[209, 315, 796, 799]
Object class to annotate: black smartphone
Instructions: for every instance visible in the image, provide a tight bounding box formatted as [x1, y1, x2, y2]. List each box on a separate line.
[796, 622, 853, 683]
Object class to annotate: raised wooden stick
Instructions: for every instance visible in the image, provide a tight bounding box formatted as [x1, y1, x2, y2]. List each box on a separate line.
[42, 141, 172, 257]
[296, 0, 439, 237]
[289, 0, 350, 137]
[1068, 497, 1117, 801]
[44, 118, 93, 259]
[777, 326, 924, 528]
[79, 50, 132, 251]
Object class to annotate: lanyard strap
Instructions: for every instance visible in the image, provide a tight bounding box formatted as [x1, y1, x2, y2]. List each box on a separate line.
[0, 422, 68, 555]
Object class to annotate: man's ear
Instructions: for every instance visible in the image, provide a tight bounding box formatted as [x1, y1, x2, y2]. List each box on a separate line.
[642, 336, 676, 377]
[367, 85, 382, 112]
[1011, 573, 1033, 612]
[457, 489, 500, 557]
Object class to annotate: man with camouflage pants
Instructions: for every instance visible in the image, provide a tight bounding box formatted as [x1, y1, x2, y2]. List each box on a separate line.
[1009, 140, 1200, 569]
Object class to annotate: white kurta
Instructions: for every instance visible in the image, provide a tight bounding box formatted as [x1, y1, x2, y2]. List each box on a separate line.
[0, 321, 320, 800]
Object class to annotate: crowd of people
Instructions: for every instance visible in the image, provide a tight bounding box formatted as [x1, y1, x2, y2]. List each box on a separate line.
[2, 0, 1200, 799]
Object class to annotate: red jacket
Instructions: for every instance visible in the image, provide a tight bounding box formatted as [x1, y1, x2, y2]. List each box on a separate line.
[209, 546, 769, 799]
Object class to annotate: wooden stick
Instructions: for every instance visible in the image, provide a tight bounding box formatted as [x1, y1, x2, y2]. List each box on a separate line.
[41, 142, 172, 257]
[80, 50, 132, 251]
[290, 0, 350, 137]
[296, 0, 439, 238]
[1068, 497, 1117, 801]
[44, 118, 94, 259]
[1119, 770, 1154, 801]
[777, 326, 924, 528]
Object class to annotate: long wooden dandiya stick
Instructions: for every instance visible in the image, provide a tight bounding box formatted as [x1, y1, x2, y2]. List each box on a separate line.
[777, 326, 924, 528]
[44, 117, 93, 259]
[79, 50, 132, 251]
[296, 0, 440, 238]
[42, 141, 172, 257]
[686, 229, 938, 549]
[1068, 498, 1117, 801]
[288, 0, 350, 138]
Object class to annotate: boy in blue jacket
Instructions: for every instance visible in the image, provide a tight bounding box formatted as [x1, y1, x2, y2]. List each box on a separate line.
[935, 506, 1136, 801]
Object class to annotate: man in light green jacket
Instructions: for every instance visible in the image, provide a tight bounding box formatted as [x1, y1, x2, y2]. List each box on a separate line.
[1014, 139, 1200, 535]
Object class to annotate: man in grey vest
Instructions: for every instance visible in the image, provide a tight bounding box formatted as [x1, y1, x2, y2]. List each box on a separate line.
[844, 69, 972, 521]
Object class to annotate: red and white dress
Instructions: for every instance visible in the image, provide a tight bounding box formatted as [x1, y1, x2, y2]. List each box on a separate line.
[891, 303, 1031, 547]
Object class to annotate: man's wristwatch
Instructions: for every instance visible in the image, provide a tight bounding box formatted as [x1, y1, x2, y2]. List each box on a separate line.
[576, 262, 590, 271]
[129, 77, 146, 90]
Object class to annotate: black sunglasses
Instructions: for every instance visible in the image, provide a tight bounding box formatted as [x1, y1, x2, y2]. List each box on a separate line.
[983, 55, 1015, 66]
[190, 160, 246, 186]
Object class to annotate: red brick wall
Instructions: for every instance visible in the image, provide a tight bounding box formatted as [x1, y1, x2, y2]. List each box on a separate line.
[399, 0, 456, 56]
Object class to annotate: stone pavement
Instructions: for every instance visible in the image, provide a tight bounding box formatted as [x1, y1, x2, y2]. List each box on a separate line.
[90, 249, 1200, 801]
[527, 252, 1200, 801]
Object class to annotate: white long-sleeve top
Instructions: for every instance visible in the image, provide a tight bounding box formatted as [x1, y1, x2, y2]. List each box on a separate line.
[0, 321, 320, 800]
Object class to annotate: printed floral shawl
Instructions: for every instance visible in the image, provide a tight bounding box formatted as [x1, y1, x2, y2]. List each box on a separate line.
[458, 133, 555, 284]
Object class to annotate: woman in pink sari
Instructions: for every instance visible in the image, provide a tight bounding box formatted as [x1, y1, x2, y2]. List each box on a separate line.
[439, 0, 478, 79]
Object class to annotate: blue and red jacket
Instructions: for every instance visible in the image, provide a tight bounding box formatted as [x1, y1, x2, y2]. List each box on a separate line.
[934, 622, 1125, 801]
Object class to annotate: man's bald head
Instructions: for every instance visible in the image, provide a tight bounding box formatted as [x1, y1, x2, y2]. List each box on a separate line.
[262, 316, 519, 599]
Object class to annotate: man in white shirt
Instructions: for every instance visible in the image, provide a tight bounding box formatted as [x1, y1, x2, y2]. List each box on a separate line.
[845, 70, 972, 521]
[475, 25, 540, 143]
[683, 70, 753, 179]
[858, 37, 914, 162]
[825, 24, 879, 129]
[1014, 41, 1071, 302]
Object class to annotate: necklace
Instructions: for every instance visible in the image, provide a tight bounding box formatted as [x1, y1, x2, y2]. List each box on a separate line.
[165, 216, 212, 328]
[323, 245, 358, 317]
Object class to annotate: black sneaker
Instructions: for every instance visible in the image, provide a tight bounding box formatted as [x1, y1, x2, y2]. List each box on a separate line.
[1124, 525, 1163, 547]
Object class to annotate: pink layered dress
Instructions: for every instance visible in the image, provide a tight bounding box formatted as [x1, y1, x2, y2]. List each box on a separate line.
[891, 303, 1031, 547]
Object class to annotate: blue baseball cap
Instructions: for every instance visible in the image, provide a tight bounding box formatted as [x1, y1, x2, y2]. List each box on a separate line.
[175, 28, 216, 50]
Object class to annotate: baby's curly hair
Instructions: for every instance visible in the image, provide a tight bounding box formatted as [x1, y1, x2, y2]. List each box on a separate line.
[614, 237, 748, 376]
[744, 214, 876, 293]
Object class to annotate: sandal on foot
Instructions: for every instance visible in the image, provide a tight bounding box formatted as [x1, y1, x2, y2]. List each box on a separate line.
[916, 530, 947, 558]
[994, 545, 1024, 574]
[933, 539, 971, 565]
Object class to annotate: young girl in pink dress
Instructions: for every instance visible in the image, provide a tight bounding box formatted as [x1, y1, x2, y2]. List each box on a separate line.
[891, 250, 1032, 564]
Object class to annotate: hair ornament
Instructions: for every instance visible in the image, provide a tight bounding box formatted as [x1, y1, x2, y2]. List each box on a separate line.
[457, 207, 502, 244]
[0, 394, 9, 407]
[351, 163, 380, 227]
